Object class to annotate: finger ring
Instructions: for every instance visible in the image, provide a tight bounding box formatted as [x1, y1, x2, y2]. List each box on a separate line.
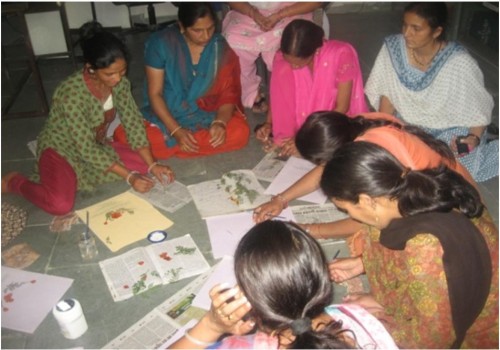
[217, 309, 225, 317]
[227, 314, 233, 321]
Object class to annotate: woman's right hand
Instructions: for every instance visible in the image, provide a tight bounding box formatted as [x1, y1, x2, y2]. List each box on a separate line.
[252, 10, 269, 32]
[329, 256, 364, 282]
[206, 284, 254, 336]
[129, 173, 154, 193]
[175, 128, 199, 153]
[253, 198, 284, 223]
[255, 122, 272, 143]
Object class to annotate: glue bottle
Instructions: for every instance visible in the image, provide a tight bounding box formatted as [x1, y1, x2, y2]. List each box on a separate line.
[52, 298, 88, 339]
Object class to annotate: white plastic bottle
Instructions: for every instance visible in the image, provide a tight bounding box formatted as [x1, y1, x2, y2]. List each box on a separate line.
[52, 298, 88, 339]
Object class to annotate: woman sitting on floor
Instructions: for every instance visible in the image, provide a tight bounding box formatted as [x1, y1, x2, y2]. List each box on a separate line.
[255, 19, 367, 157]
[322, 142, 498, 349]
[222, 2, 322, 113]
[365, 2, 498, 182]
[253, 112, 478, 251]
[170, 220, 397, 349]
[1, 22, 173, 216]
[116, 2, 250, 159]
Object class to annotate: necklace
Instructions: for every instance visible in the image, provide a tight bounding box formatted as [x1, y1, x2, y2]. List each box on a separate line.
[411, 42, 442, 68]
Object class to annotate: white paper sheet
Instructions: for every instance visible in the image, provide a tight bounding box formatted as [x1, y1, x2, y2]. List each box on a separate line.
[191, 256, 236, 310]
[205, 208, 295, 259]
[264, 156, 327, 204]
[1, 267, 73, 333]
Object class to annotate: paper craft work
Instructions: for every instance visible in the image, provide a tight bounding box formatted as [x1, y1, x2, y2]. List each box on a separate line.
[1, 266, 73, 333]
[187, 170, 271, 218]
[99, 234, 210, 302]
[252, 150, 287, 182]
[205, 207, 295, 259]
[131, 180, 192, 214]
[76, 191, 173, 252]
[265, 156, 327, 204]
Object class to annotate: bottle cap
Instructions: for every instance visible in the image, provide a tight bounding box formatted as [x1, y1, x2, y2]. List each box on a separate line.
[147, 230, 167, 243]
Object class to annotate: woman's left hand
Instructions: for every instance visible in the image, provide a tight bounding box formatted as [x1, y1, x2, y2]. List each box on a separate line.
[262, 13, 282, 31]
[209, 124, 227, 148]
[451, 134, 480, 154]
[149, 163, 175, 185]
[206, 284, 254, 335]
[279, 138, 300, 157]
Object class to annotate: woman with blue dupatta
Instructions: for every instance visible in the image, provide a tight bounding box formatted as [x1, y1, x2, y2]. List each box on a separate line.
[365, 2, 498, 182]
[115, 3, 249, 159]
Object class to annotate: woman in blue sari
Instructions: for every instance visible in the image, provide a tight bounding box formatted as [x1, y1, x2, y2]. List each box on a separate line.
[115, 3, 249, 159]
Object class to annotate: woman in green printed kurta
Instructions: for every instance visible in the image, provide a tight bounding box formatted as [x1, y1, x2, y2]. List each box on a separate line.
[1, 22, 174, 215]
[320, 142, 498, 349]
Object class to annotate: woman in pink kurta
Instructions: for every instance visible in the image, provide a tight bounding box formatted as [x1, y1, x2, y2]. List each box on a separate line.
[222, 3, 321, 111]
[256, 19, 368, 155]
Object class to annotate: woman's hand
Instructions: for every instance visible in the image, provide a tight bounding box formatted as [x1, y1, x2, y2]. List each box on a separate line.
[175, 128, 199, 153]
[253, 196, 286, 223]
[129, 173, 154, 193]
[262, 13, 282, 31]
[329, 256, 365, 282]
[149, 163, 175, 185]
[279, 138, 300, 157]
[451, 134, 480, 154]
[206, 284, 255, 335]
[252, 10, 269, 32]
[255, 122, 272, 143]
[209, 124, 227, 148]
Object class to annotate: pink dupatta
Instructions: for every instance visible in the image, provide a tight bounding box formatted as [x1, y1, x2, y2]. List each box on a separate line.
[270, 40, 368, 143]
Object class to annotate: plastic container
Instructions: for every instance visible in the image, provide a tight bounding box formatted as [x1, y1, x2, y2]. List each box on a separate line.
[52, 298, 88, 339]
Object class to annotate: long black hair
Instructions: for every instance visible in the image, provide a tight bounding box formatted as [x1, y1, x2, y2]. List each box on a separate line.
[281, 19, 324, 58]
[295, 111, 454, 165]
[320, 142, 483, 218]
[234, 221, 353, 349]
[78, 21, 129, 69]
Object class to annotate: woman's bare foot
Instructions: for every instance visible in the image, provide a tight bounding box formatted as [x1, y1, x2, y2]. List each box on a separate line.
[2, 172, 20, 193]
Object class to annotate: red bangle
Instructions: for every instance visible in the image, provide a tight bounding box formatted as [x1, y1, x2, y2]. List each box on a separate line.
[272, 194, 288, 209]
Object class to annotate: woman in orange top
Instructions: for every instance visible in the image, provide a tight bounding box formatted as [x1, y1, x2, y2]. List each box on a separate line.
[253, 111, 477, 248]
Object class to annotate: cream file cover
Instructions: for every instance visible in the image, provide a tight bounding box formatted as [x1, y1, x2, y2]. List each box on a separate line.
[76, 191, 173, 252]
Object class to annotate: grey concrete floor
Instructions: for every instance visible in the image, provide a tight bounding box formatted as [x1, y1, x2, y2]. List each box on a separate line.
[1, 8, 498, 349]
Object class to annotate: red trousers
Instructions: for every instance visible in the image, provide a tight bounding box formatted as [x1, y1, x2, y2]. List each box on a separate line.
[9, 143, 148, 216]
[114, 114, 250, 159]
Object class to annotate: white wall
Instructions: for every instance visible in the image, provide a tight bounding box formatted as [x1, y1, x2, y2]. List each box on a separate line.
[26, 10, 68, 55]
[65, 2, 178, 29]
[65, 2, 93, 29]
